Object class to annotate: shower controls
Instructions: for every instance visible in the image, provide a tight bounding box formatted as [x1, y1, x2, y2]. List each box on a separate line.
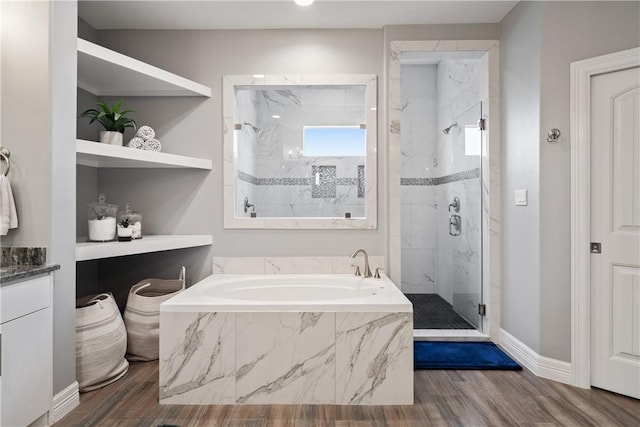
[449, 214, 462, 237]
[448, 196, 460, 212]
[244, 196, 255, 213]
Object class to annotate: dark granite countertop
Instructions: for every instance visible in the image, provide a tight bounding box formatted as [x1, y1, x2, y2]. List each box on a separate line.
[1, 246, 59, 285]
[0, 264, 60, 285]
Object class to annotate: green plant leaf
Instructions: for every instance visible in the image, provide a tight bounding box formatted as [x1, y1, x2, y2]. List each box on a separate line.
[112, 99, 124, 113]
[80, 100, 136, 132]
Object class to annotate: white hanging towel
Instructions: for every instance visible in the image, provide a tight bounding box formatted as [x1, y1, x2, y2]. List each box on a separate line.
[0, 174, 18, 235]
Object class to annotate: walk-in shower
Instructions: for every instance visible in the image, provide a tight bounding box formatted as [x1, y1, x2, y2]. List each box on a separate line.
[399, 50, 487, 332]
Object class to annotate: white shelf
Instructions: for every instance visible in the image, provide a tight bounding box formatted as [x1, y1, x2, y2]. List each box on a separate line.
[77, 38, 211, 97]
[76, 235, 213, 261]
[76, 139, 212, 169]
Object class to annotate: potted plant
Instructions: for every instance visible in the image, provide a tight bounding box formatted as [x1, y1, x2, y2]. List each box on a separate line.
[80, 100, 137, 146]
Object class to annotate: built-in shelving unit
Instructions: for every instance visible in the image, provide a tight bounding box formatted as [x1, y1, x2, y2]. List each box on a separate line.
[76, 235, 213, 261]
[77, 38, 211, 97]
[76, 139, 212, 169]
[76, 38, 213, 262]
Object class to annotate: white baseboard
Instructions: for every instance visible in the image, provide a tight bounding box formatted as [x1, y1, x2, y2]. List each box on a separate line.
[52, 381, 79, 423]
[500, 328, 572, 385]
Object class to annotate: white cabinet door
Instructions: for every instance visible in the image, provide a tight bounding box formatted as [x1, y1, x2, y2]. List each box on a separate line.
[1, 307, 52, 427]
[1, 274, 53, 427]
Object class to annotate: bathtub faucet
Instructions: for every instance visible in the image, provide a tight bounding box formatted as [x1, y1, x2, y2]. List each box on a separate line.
[350, 248, 372, 278]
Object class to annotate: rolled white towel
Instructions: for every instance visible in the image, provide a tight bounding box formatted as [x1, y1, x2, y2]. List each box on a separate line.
[142, 139, 161, 152]
[136, 125, 155, 141]
[127, 137, 145, 149]
[0, 175, 18, 236]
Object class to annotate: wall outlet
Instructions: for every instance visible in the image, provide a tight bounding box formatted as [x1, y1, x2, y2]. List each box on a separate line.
[515, 189, 528, 206]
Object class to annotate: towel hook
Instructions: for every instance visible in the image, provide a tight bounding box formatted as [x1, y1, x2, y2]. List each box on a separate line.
[0, 147, 10, 176]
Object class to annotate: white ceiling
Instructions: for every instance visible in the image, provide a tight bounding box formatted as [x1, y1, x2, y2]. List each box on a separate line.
[78, 0, 519, 30]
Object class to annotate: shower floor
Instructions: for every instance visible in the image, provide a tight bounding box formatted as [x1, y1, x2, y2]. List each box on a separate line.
[405, 293, 475, 330]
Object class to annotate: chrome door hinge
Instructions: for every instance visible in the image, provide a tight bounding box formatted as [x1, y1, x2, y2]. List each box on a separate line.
[478, 118, 486, 131]
[478, 304, 486, 316]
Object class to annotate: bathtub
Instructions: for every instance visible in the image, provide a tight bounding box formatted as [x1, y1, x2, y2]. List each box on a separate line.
[159, 274, 413, 405]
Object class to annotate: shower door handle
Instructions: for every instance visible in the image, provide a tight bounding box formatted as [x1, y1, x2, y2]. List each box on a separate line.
[449, 215, 461, 236]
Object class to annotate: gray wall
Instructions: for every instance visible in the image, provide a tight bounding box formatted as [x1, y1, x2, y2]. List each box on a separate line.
[1, 0, 77, 396]
[500, 1, 542, 354]
[537, 1, 640, 361]
[383, 24, 501, 42]
[93, 29, 386, 264]
[1, 0, 52, 248]
[50, 0, 78, 396]
[501, 1, 640, 362]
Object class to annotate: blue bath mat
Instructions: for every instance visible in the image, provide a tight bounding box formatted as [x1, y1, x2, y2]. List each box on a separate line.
[414, 341, 521, 370]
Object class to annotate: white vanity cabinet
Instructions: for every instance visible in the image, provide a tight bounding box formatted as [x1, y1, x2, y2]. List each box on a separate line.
[1, 274, 53, 427]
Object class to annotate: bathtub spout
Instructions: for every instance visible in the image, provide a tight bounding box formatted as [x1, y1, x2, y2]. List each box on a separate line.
[350, 249, 372, 278]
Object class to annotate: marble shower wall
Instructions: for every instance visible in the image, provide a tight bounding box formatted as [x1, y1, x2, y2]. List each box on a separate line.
[400, 64, 438, 294]
[236, 90, 258, 215]
[401, 58, 482, 321]
[236, 86, 366, 218]
[435, 59, 482, 321]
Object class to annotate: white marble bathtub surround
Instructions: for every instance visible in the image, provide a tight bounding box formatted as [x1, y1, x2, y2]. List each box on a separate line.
[389, 40, 501, 338]
[159, 312, 235, 404]
[159, 273, 413, 405]
[212, 256, 385, 275]
[265, 256, 334, 274]
[212, 257, 267, 274]
[235, 312, 335, 404]
[336, 312, 413, 404]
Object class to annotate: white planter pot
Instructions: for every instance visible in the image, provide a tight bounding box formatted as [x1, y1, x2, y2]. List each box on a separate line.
[100, 131, 123, 146]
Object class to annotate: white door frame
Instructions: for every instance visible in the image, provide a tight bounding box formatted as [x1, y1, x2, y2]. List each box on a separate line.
[387, 40, 501, 340]
[570, 47, 640, 389]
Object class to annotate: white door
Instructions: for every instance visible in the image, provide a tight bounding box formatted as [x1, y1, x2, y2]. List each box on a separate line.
[590, 65, 640, 398]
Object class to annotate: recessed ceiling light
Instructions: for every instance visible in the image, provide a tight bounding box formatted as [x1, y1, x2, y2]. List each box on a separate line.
[272, 115, 281, 119]
[294, 0, 314, 6]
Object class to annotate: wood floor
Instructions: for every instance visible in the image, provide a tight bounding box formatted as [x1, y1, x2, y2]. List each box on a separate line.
[55, 361, 639, 427]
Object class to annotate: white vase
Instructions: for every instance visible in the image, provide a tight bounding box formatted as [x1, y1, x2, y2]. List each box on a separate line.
[100, 131, 123, 146]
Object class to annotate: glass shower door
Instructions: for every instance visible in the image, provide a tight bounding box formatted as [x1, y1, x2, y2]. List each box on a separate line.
[448, 101, 483, 329]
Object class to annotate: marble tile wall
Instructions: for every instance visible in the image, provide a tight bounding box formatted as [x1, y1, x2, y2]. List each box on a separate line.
[234, 86, 366, 218]
[435, 59, 482, 316]
[236, 90, 258, 216]
[159, 312, 236, 404]
[401, 58, 482, 321]
[335, 312, 413, 404]
[159, 310, 412, 405]
[212, 256, 386, 276]
[400, 64, 438, 294]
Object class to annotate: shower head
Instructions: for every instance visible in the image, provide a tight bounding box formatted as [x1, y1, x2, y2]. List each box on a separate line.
[442, 123, 457, 135]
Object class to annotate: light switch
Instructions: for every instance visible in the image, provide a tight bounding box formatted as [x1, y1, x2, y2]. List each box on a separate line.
[515, 189, 528, 206]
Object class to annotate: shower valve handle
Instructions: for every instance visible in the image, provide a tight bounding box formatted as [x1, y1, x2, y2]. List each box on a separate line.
[449, 214, 462, 237]
[448, 196, 460, 212]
